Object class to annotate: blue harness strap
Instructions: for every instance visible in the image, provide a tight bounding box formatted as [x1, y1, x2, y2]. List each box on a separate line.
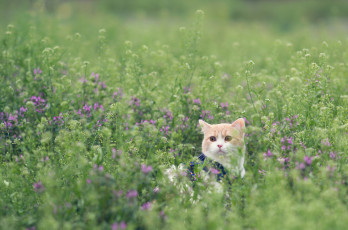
[188, 153, 227, 181]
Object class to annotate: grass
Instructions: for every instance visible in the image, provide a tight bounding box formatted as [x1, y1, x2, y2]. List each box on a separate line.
[0, 1, 347, 229]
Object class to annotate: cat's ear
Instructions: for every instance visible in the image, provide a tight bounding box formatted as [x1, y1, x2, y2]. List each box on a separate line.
[231, 118, 245, 135]
[199, 120, 212, 133]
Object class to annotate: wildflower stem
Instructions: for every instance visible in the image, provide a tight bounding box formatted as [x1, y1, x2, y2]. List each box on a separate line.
[244, 63, 260, 123]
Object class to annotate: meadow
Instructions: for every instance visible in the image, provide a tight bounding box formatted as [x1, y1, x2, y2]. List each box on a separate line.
[0, 0, 347, 229]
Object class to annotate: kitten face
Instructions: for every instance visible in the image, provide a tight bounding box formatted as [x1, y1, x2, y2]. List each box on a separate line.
[199, 118, 245, 170]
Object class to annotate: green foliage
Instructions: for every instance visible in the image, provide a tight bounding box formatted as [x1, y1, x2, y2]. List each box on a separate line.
[0, 1, 347, 229]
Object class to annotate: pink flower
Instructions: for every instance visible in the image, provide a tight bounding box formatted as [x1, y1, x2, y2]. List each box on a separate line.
[193, 98, 201, 104]
[304, 156, 313, 165]
[329, 152, 336, 159]
[33, 181, 45, 193]
[111, 221, 126, 230]
[141, 202, 152, 211]
[119, 222, 127, 229]
[141, 164, 153, 174]
[263, 149, 273, 159]
[258, 169, 266, 175]
[33, 67, 42, 75]
[126, 190, 138, 198]
[287, 137, 293, 145]
[80, 77, 87, 83]
[321, 138, 331, 146]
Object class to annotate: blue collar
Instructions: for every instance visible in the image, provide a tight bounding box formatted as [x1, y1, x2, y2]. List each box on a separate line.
[188, 153, 227, 181]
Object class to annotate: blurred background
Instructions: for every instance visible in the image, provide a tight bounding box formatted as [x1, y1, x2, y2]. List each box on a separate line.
[1, 0, 348, 31]
[1, 0, 347, 88]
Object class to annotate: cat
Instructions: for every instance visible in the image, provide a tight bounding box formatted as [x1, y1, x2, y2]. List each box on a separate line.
[164, 118, 246, 193]
[198, 118, 246, 178]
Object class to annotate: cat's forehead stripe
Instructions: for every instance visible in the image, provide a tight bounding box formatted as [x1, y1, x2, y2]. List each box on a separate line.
[205, 124, 237, 136]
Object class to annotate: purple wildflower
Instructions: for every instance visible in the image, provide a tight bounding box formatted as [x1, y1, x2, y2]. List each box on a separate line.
[19, 106, 27, 115]
[200, 110, 214, 120]
[160, 125, 170, 136]
[220, 102, 228, 109]
[90, 72, 99, 82]
[163, 110, 173, 121]
[126, 190, 138, 198]
[277, 157, 289, 165]
[113, 88, 123, 101]
[243, 117, 250, 125]
[287, 137, 293, 145]
[329, 152, 336, 159]
[119, 222, 127, 229]
[304, 156, 313, 165]
[33, 181, 45, 193]
[80, 77, 87, 83]
[193, 98, 201, 104]
[321, 138, 331, 147]
[111, 222, 127, 230]
[258, 169, 266, 175]
[300, 141, 307, 150]
[263, 149, 273, 158]
[183, 86, 191, 94]
[141, 164, 153, 174]
[141, 202, 152, 211]
[112, 148, 117, 159]
[33, 67, 42, 75]
[130, 97, 140, 107]
[26, 227, 36, 230]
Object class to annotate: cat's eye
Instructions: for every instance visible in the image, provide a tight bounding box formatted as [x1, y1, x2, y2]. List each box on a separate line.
[209, 136, 216, 142]
[225, 136, 232, 142]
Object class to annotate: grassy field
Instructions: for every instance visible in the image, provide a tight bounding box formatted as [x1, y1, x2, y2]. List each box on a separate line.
[0, 0, 347, 229]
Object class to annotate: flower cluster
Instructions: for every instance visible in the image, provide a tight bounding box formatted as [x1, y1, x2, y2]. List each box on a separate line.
[51, 113, 64, 126]
[135, 119, 156, 127]
[126, 190, 138, 199]
[141, 163, 153, 174]
[193, 98, 201, 104]
[111, 221, 127, 230]
[0, 108, 27, 132]
[75, 102, 104, 118]
[141, 201, 152, 211]
[183, 86, 191, 94]
[30, 96, 47, 113]
[33, 181, 45, 193]
[160, 125, 170, 136]
[200, 110, 214, 120]
[91, 72, 107, 94]
[281, 136, 294, 151]
[285, 115, 299, 129]
[263, 149, 274, 159]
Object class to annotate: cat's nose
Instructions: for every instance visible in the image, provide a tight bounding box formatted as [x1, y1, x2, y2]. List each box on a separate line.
[217, 145, 223, 149]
